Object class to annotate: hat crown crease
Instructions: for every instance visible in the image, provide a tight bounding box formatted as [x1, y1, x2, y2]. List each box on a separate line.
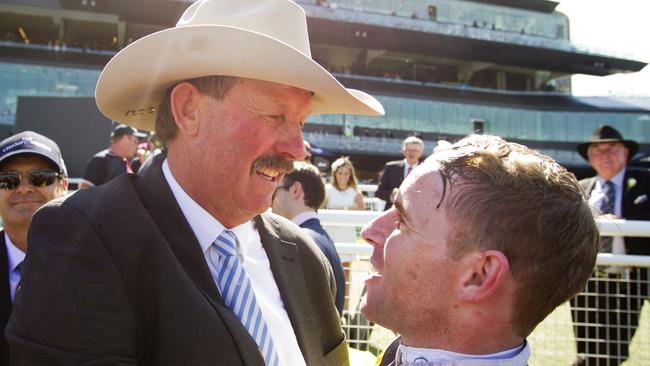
[177, 0, 311, 57]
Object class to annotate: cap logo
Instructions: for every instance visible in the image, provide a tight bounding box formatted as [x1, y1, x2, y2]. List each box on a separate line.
[1, 137, 53, 154]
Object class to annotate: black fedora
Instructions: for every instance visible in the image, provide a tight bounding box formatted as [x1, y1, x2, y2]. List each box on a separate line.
[577, 125, 638, 161]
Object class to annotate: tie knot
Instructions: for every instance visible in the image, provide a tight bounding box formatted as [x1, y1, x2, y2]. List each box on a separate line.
[214, 230, 239, 257]
[605, 180, 615, 190]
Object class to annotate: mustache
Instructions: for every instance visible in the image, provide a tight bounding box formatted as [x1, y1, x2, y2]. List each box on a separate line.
[250, 154, 294, 176]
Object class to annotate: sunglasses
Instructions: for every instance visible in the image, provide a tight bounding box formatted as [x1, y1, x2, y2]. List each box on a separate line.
[0, 169, 64, 190]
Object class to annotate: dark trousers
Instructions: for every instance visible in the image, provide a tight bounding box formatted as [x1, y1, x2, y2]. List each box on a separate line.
[570, 268, 648, 366]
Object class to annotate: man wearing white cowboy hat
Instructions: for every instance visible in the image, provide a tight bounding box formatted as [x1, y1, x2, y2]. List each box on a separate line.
[6, 0, 383, 365]
[571, 125, 650, 366]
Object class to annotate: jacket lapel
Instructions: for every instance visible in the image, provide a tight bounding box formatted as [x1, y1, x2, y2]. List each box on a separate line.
[134, 159, 264, 365]
[255, 214, 319, 364]
[135, 160, 222, 306]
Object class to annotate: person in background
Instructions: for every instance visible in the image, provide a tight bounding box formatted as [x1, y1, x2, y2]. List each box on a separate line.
[570, 125, 650, 366]
[324, 157, 365, 211]
[0, 131, 68, 366]
[271, 161, 345, 314]
[323, 157, 365, 248]
[365, 135, 598, 366]
[376, 136, 424, 210]
[79, 124, 146, 188]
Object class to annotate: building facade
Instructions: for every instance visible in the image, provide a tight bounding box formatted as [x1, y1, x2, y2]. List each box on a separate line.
[0, 0, 648, 176]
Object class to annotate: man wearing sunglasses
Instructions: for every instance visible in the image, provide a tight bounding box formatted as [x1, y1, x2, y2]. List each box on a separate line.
[0, 131, 68, 366]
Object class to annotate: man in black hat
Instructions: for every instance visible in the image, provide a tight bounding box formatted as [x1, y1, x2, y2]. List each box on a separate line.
[0, 131, 68, 366]
[79, 124, 146, 189]
[571, 125, 650, 366]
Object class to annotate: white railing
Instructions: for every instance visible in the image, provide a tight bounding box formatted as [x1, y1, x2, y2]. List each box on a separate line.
[322, 210, 650, 238]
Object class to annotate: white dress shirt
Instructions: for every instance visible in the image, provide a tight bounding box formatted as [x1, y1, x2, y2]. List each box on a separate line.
[5, 232, 25, 302]
[292, 211, 319, 226]
[162, 159, 306, 366]
[588, 170, 626, 255]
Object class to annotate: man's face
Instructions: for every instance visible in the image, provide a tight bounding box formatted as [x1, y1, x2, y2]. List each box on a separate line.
[124, 134, 140, 158]
[403, 142, 423, 165]
[587, 142, 628, 180]
[334, 166, 351, 188]
[188, 79, 310, 223]
[0, 155, 67, 228]
[360, 164, 464, 336]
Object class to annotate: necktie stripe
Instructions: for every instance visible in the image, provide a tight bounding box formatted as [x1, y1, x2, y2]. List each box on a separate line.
[222, 266, 239, 304]
[261, 327, 272, 359]
[242, 292, 256, 328]
[251, 310, 263, 339]
[219, 259, 237, 293]
[599, 181, 616, 253]
[216, 257, 230, 282]
[235, 282, 252, 318]
[216, 245, 234, 256]
[210, 230, 279, 366]
[222, 260, 238, 294]
[228, 269, 246, 307]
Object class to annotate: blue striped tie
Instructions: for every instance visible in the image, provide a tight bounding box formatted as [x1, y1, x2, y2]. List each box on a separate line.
[210, 230, 279, 366]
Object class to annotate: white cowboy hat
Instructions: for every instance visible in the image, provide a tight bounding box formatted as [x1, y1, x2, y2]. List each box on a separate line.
[95, 0, 385, 131]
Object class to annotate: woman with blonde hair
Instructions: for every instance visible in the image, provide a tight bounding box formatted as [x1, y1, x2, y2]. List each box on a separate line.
[325, 157, 365, 210]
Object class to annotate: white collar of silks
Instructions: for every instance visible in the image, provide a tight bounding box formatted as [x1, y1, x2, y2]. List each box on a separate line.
[394, 340, 531, 366]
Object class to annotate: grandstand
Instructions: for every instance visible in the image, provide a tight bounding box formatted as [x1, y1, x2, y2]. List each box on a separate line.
[0, 1, 649, 364]
[0, 0, 649, 178]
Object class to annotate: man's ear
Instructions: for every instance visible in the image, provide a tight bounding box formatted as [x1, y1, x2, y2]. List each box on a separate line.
[170, 82, 202, 138]
[457, 250, 509, 302]
[60, 177, 69, 193]
[290, 181, 304, 200]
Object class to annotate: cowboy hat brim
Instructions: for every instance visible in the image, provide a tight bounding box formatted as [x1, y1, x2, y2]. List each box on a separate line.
[577, 139, 639, 162]
[96, 25, 385, 131]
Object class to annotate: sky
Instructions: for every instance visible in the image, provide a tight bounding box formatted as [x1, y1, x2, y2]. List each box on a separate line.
[555, 0, 650, 97]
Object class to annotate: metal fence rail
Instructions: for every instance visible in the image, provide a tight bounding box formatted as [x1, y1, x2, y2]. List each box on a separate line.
[323, 210, 650, 365]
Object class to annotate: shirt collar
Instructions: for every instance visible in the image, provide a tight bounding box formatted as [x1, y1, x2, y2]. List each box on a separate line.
[292, 211, 319, 226]
[397, 340, 530, 366]
[162, 159, 253, 255]
[596, 168, 625, 189]
[403, 159, 418, 169]
[5, 232, 25, 273]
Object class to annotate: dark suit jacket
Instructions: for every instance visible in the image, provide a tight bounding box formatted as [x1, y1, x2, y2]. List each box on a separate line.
[580, 167, 650, 256]
[376, 160, 406, 210]
[376, 337, 400, 366]
[6, 159, 348, 365]
[0, 231, 9, 366]
[299, 217, 346, 314]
